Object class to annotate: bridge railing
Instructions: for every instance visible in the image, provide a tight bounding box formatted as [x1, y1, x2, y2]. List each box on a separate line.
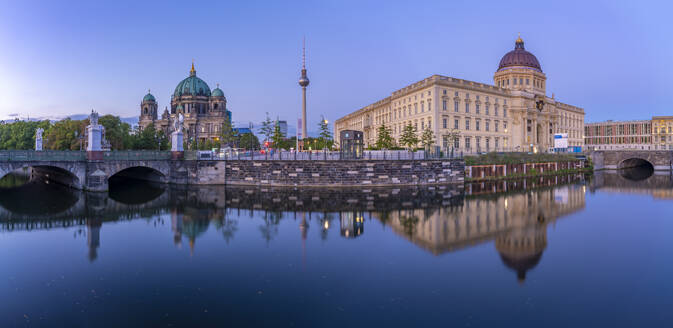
[102, 151, 173, 161]
[0, 150, 86, 161]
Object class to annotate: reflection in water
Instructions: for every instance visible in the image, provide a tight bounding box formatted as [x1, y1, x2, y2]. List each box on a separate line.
[591, 169, 673, 199]
[0, 170, 30, 188]
[108, 180, 166, 205]
[0, 175, 589, 281]
[619, 165, 654, 181]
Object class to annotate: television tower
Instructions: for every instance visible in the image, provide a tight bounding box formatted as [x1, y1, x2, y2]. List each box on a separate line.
[298, 38, 310, 148]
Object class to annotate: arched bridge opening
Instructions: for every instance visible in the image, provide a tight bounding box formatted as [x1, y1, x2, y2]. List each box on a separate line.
[108, 166, 167, 193]
[618, 158, 654, 181]
[0, 165, 81, 190]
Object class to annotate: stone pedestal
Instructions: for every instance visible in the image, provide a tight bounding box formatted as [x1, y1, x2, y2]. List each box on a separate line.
[87, 124, 102, 151]
[35, 138, 43, 151]
[171, 131, 184, 152]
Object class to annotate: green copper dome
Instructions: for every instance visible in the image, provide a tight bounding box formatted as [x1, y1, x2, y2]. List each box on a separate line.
[143, 92, 156, 102]
[173, 64, 211, 98]
[212, 87, 224, 97]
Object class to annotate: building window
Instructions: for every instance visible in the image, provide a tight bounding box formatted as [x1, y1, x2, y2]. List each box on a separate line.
[526, 78, 530, 85]
[443, 118, 447, 129]
[476, 136, 481, 149]
[485, 138, 490, 150]
[454, 138, 460, 149]
[421, 102, 425, 112]
[485, 104, 489, 116]
[465, 119, 470, 130]
[443, 90, 447, 95]
[476, 104, 480, 114]
[519, 78, 523, 84]
[454, 119, 459, 129]
[442, 100, 447, 111]
[414, 104, 418, 114]
[495, 121, 499, 132]
[494, 106, 498, 117]
[465, 102, 469, 113]
[504, 121, 508, 131]
[454, 101, 459, 112]
[465, 137, 471, 149]
[476, 119, 480, 131]
[485, 120, 490, 132]
[513, 78, 517, 85]
[503, 108, 507, 118]
[495, 137, 499, 149]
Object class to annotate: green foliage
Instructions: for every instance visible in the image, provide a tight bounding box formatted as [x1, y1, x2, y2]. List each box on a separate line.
[271, 122, 285, 148]
[313, 116, 334, 150]
[399, 123, 418, 150]
[259, 112, 273, 143]
[421, 128, 435, 149]
[99, 115, 132, 150]
[239, 132, 260, 150]
[220, 119, 237, 147]
[0, 120, 51, 150]
[45, 119, 86, 150]
[375, 124, 394, 149]
[130, 123, 167, 150]
[464, 152, 580, 166]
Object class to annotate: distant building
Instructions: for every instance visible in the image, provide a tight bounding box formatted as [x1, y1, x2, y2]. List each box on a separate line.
[139, 63, 232, 145]
[276, 120, 288, 137]
[652, 116, 673, 150]
[584, 120, 653, 151]
[335, 36, 585, 153]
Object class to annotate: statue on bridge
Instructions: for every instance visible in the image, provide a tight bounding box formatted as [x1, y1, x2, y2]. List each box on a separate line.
[171, 113, 184, 152]
[35, 128, 44, 151]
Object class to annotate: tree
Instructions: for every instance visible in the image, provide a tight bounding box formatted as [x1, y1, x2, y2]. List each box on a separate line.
[132, 123, 161, 150]
[421, 128, 435, 150]
[99, 115, 131, 150]
[447, 129, 461, 156]
[45, 119, 86, 150]
[239, 132, 260, 150]
[315, 116, 334, 150]
[399, 123, 419, 150]
[259, 112, 273, 145]
[220, 119, 237, 148]
[375, 124, 394, 149]
[271, 122, 285, 148]
[0, 120, 51, 150]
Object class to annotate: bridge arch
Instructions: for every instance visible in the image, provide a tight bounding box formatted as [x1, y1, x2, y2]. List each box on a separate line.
[0, 163, 82, 189]
[618, 157, 654, 170]
[108, 165, 167, 184]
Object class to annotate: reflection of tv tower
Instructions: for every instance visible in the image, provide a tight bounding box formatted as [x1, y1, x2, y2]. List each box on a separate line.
[86, 219, 102, 262]
[299, 212, 309, 269]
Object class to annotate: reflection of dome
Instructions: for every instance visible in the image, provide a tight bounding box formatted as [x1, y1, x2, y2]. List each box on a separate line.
[499, 251, 543, 283]
[497, 36, 542, 72]
[173, 64, 212, 98]
[143, 92, 156, 102]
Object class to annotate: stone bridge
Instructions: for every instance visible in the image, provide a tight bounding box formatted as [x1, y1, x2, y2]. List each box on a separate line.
[591, 150, 673, 171]
[0, 151, 464, 191]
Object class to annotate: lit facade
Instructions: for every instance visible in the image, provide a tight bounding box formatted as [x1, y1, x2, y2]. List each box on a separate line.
[334, 36, 585, 153]
[652, 116, 673, 150]
[139, 63, 232, 144]
[584, 120, 653, 151]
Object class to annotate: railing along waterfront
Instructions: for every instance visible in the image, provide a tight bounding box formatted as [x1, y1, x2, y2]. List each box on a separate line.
[102, 151, 172, 161]
[0, 150, 86, 161]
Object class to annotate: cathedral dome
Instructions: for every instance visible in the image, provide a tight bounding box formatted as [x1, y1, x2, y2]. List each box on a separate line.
[143, 92, 156, 102]
[212, 85, 224, 98]
[173, 63, 212, 98]
[497, 36, 542, 72]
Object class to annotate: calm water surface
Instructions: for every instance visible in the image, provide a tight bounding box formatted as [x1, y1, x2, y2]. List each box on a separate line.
[0, 170, 672, 327]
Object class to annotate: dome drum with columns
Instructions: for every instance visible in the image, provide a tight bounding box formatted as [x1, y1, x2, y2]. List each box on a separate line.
[139, 63, 232, 145]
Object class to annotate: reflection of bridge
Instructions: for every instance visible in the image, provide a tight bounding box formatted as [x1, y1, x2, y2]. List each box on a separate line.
[591, 150, 673, 170]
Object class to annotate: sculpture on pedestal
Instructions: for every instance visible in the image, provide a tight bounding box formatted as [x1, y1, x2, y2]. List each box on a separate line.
[35, 128, 44, 151]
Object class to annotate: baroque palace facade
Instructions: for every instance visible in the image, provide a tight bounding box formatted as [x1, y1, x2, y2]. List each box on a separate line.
[335, 36, 585, 153]
[139, 63, 231, 144]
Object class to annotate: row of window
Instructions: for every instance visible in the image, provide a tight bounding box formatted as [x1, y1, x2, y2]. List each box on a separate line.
[440, 117, 508, 132]
[496, 77, 544, 89]
[584, 124, 652, 137]
[440, 100, 508, 118]
[442, 135, 508, 150]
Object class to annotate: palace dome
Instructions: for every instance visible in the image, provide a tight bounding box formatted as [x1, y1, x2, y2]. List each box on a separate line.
[143, 92, 156, 102]
[173, 63, 212, 98]
[497, 36, 542, 72]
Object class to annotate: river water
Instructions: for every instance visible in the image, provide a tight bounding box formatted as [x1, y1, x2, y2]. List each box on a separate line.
[0, 169, 671, 327]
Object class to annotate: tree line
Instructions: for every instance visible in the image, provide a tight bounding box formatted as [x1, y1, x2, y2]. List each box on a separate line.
[371, 123, 439, 151]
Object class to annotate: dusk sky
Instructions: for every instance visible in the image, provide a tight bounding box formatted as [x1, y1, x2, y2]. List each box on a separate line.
[0, 0, 670, 128]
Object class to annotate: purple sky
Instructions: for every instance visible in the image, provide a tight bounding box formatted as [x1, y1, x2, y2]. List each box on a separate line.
[0, 0, 670, 128]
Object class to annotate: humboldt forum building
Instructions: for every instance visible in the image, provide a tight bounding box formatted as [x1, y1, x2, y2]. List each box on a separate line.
[335, 36, 585, 153]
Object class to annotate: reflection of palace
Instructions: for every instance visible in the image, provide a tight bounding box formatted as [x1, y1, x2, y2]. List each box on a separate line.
[375, 182, 586, 282]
